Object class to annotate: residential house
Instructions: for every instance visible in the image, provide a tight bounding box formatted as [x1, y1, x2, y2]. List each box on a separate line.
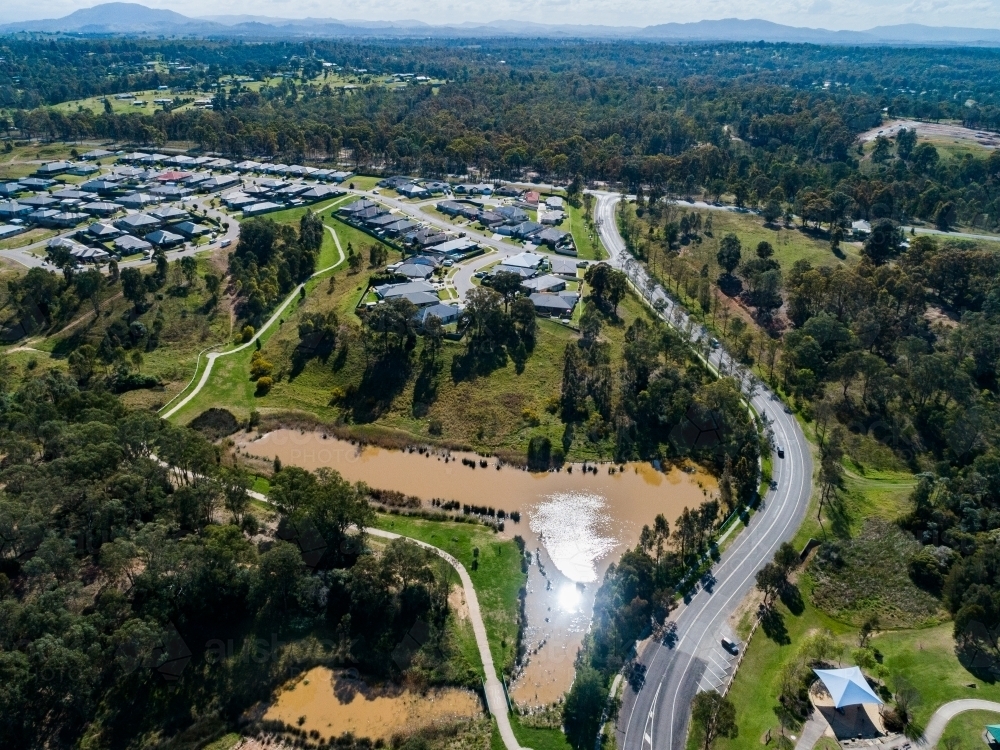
[427, 237, 477, 259]
[435, 200, 465, 217]
[378, 175, 416, 190]
[81, 201, 121, 217]
[81, 179, 121, 195]
[416, 303, 461, 326]
[404, 228, 448, 249]
[222, 193, 257, 210]
[339, 199, 377, 215]
[35, 161, 73, 177]
[396, 183, 430, 199]
[383, 219, 418, 236]
[150, 185, 190, 200]
[550, 257, 582, 278]
[0, 224, 27, 241]
[173, 221, 211, 238]
[20, 194, 59, 209]
[534, 228, 571, 248]
[115, 213, 161, 235]
[115, 193, 161, 209]
[145, 229, 185, 247]
[18, 178, 56, 190]
[453, 183, 493, 195]
[495, 185, 522, 197]
[0, 201, 33, 219]
[86, 222, 122, 240]
[545, 196, 565, 209]
[529, 292, 578, 317]
[374, 280, 436, 300]
[114, 235, 152, 255]
[68, 163, 100, 176]
[502, 251, 546, 270]
[82, 149, 113, 160]
[367, 213, 399, 229]
[0, 183, 22, 197]
[524, 191, 540, 206]
[521, 275, 567, 293]
[242, 201, 283, 216]
[150, 206, 189, 224]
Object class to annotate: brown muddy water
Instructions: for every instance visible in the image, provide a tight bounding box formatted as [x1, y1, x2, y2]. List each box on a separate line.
[240, 430, 716, 707]
[264, 666, 482, 741]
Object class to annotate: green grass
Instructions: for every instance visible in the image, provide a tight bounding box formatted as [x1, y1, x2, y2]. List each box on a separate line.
[568, 203, 605, 261]
[201, 732, 242, 750]
[372, 514, 527, 677]
[509, 715, 573, 750]
[939, 710, 1000, 750]
[0, 227, 56, 249]
[689, 209, 859, 275]
[345, 175, 381, 191]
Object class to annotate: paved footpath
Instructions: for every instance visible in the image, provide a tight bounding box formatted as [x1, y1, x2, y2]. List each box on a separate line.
[367, 527, 529, 750]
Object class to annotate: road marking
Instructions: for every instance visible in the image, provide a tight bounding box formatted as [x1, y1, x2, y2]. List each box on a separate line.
[595, 193, 811, 750]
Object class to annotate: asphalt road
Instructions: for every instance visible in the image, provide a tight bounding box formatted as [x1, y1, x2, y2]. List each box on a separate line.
[592, 192, 813, 750]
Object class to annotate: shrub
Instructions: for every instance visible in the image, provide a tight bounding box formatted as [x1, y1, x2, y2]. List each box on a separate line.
[241, 324, 255, 343]
[255, 376, 273, 395]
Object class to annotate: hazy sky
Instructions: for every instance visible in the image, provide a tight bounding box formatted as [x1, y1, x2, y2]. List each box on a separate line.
[3, 0, 999, 30]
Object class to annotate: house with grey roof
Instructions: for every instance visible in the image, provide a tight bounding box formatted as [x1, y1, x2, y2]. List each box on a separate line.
[374, 280, 436, 300]
[0, 183, 22, 197]
[150, 206, 189, 223]
[529, 292, 577, 317]
[114, 235, 152, 254]
[0, 201, 33, 219]
[87, 222, 122, 240]
[521, 275, 567, 293]
[35, 161, 73, 176]
[115, 213, 162, 234]
[81, 201, 121, 217]
[145, 229, 184, 247]
[82, 149, 113, 160]
[173, 222, 210, 238]
[243, 201, 282, 216]
[416, 303, 461, 326]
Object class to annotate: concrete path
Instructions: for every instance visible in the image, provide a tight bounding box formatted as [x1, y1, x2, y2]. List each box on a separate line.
[159, 224, 346, 420]
[366, 527, 529, 750]
[793, 713, 830, 750]
[921, 699, 1000, 748]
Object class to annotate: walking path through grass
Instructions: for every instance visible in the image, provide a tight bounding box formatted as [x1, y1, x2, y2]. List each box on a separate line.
[159, 225, 346, 419]
[367, 527, 529, 750]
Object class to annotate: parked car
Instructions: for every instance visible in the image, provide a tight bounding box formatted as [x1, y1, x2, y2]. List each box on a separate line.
[776, 446, 785, 458]
[721, 638, 739, 654]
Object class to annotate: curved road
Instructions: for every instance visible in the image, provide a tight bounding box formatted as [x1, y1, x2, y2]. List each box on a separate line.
[592, 192, 814, 750]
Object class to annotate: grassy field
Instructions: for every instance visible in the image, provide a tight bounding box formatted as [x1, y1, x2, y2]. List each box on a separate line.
[938, 710, 1000, 749]
[171, 197, 649, 458]
[345, 175, 381, 191]
[568, 203, 605, 261]
[371, 514, 527, 678]
[0, 227, 56, 249]
[0, 248, 233, 409]
[680, 208, 859, 275]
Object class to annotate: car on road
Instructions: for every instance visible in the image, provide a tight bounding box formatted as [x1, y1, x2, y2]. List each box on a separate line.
[721, 637, 739, 654]
[776, 446, 785, 458]
[220, 238, 232, 248]
[710, 338, 720, 349]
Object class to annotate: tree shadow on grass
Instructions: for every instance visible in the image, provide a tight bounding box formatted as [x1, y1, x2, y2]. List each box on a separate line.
[289, 333, 336, 379]
[351, 354, 412, 423]
[761, 606, 791, 645]
[412, 356, 440, 418]
[780, 583, 805, 616]
[450, 344, 508, 382]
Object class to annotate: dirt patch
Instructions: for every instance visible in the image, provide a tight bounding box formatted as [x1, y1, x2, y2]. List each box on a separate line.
[449, 585, 469, 621]
[924, 305, 960, 329]
[860, 119, 1000, 149]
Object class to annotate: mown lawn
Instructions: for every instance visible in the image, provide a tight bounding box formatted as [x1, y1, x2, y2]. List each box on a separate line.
[938, 709, 1000, 750]
[568, 203, 606, 261]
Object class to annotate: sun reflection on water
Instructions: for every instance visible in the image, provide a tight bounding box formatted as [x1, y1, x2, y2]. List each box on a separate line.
[529, 492, 616, 583]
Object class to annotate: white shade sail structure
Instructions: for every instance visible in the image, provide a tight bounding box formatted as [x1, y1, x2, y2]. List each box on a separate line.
[813, 667, 884, 708]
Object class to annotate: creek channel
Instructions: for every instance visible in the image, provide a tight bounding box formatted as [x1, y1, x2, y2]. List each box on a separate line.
[240, 430, 716, 708]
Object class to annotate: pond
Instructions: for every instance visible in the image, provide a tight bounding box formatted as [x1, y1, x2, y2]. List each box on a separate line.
[241, 430, 716, 707]
[264, 666, 483, 742]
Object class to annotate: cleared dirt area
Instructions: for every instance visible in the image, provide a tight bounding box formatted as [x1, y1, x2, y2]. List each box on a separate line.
[860, 119, 1000, 149]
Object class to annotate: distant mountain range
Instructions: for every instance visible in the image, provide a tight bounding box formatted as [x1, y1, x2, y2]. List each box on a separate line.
[3, 2, 1000, 45]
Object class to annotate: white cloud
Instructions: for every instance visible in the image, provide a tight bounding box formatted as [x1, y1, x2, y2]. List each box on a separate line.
[1, 0, 999, 30]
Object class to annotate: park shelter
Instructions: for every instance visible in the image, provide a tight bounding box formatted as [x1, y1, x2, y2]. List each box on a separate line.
[813, 668, 883, 708]
[987, 725, 1000, 743]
